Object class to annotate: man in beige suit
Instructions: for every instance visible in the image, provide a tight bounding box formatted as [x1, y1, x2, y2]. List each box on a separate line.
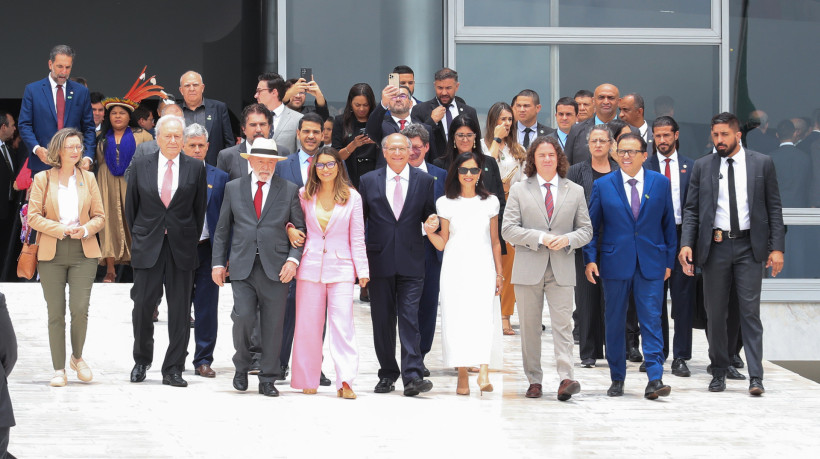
[502, 136, 592, 401]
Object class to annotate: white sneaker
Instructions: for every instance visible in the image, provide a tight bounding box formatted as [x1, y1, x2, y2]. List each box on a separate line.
[50, 369, 67, 387]
[70, 355, 93, 382]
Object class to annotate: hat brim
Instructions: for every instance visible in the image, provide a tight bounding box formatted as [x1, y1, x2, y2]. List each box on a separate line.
[240, 152, 287, 160]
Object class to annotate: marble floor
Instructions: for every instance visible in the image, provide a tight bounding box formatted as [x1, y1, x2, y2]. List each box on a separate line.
[2, 282, 819, 458]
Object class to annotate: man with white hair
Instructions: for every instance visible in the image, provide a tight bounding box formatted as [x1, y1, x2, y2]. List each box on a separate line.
[126, 114, 208, 388]
[179, 71, 235, 166]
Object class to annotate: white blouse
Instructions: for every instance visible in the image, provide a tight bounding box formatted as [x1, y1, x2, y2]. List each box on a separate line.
[482, 141, 524, 184]
[57, 172, 80, 228]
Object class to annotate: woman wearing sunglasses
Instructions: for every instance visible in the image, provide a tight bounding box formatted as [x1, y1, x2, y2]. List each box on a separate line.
[424, 151, 502, 396]
[288, 146, 369, 399]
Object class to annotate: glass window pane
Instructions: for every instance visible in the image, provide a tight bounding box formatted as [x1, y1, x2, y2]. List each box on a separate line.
[778, 225, 820, 279]
[558, 0, 712, 28]
[463, 0, 551, 27]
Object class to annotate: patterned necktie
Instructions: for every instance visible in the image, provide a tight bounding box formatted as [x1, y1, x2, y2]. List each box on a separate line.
[160, 160, 173, 207]
[727, 158, 739, 234]
[628, 178, 640, 220]
[254, 181, 265, 219]
[399, 119, 406, 130]
[523, 127, 533, 149]
[393, 176, 404, 219]
[544, 183, 554, 220]
[56, 84, 65, 130]
[664, 158, 671, 180]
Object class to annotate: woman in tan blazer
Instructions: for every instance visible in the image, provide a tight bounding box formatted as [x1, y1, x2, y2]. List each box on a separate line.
[28, 128, 105, 387]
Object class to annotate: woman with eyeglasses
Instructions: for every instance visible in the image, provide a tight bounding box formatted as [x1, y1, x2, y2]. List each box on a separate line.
[424, 151, 502, 396]
[27, 128, 105, 387]
[287, 146, 369, 399]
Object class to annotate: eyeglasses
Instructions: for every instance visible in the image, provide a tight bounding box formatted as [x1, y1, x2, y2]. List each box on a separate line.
[63, 145, 83, 152]
[455, 133, 476, 140]
[391, 94, 409, 100]
[589, 139, 611, 145]
[255, 88, 271, 94]
[385, 147, 408, 153]
[457, 167, 481, 175]
[616, 149, 644, 157]
[315, 161, 337, 170]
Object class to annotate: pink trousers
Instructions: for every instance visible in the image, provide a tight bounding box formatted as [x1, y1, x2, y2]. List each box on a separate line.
[291, 280, 358, 390]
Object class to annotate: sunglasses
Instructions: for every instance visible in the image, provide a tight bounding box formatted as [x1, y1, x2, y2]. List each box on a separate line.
[315, 161, 337, 170]
[457, 167, 481, 175]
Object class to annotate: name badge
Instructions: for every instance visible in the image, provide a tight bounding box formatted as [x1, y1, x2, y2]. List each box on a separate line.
[713, 229, 723, 243]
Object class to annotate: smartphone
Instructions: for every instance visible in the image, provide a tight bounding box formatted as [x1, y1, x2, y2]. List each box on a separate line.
[388, 72, 399, 87]
[357, 127, 368, 137]
[300, 67, 313, 81]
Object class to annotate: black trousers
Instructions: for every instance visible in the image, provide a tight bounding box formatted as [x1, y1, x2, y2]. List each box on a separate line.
[666, 226, 697, 360]
[419, 239, 442, 358]
[369, 274, 425, 385]
[131, 237, 194, 376]
[574, 250, 605, 360]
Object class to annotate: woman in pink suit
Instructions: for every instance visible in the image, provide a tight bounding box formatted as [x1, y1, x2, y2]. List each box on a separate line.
[289, 146, 369, 399]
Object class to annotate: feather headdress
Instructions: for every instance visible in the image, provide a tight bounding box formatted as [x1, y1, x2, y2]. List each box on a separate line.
[102, 66, 167, 112]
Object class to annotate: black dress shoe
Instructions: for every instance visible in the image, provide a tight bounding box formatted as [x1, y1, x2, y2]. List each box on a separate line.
[162, 373, 188, 387]
[319, 372, 332, 386]
[628, 347, 643, 363]
[259, 382, 279, 397]
[374, 378, 395, 393]
[639, 362, 646, 372]
[671, 358, 691, 377]
[403, 378, 433, 396]
[749, 377, 765, 396]
[726, 365, 746, 380]
[732, 354, 745, 369]
[581, 358, 596, 368]
[709, 372, 726, 392]
[607, 380, 624, 397]
[130, 364, 150, 383]
[233, 372, 248, 391]
[422, 365, 431, 377]
[644, 379, 671, 400]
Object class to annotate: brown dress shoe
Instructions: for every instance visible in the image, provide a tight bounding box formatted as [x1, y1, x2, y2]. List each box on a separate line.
[195, 364, 216, 378]
[525, 383, 542, 398]
[557, 379, 581, 401]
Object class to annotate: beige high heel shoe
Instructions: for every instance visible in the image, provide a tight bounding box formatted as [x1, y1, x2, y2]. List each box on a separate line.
[477, 365, 493, 395]
[456, 368, 470, 395]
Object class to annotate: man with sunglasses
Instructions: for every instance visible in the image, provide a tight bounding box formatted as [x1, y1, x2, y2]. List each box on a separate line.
[584, 133, 677, 399]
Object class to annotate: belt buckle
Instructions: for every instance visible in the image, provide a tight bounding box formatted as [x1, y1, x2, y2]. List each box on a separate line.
[713, 229, 723, 243]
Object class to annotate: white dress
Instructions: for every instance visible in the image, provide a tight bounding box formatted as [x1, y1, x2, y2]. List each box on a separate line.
[437, 194, 500, 367]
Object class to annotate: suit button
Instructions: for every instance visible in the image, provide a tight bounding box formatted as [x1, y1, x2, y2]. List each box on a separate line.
[634, 232, 638, 236]
[323, 249, 327, 253]
[322, 236, 325, 239]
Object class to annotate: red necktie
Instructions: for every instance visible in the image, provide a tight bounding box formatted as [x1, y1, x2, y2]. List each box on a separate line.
[56, 84, 65, 130]
[161, 160, 173, 207]
[664, 158, 671, 180]
[544, 183, 553, 220]
[399, 119, 406, 130]
[254, 181, 265, 219]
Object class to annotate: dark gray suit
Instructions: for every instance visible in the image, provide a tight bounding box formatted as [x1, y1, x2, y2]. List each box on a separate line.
[212, 173, 305, 382]
[0, 292, 17, 457]
[564, 119, 638, 165]
[681, 149, 785, 378]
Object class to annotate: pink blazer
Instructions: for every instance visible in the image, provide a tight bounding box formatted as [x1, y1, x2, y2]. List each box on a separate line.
[296, 187, 369, 284]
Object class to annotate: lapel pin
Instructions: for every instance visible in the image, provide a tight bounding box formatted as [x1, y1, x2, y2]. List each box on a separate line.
[207, 115, 213, 121]
[644, 194, 650, 199]
[681, 169, 687, 174]
[683, 164, 687, 168]
[208, 184, 213, 188]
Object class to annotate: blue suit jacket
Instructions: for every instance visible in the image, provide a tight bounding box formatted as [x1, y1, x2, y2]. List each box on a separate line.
[425, 161, 446, 200]
[205, 164, 229, 245]
[646, 152, 695, 223]
[18, 77, 95, 173]
[583, 169, 677, 280]
[359, 165, 436, 277]
[274, 153, 304, 187]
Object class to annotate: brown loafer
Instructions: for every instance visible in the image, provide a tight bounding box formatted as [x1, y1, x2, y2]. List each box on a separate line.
[525, 383, 542, 398]
[557, 379, 581, 401]
[195, 364, 216, 378]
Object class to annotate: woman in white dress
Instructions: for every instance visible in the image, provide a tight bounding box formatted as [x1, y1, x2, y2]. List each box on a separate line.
[424, 152, 503, 395]
[481, 102, 527, 335]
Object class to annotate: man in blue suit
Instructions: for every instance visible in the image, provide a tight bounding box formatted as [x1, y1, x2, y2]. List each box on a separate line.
[179, 71, 235, 167]
[584, 132, 677, 399]
[359, 132, 436, 396]
[645, 116, 697, 377]
[402, 123, 446, 375]
[18, 45, 95, 175]
[182, 124, 228, 378]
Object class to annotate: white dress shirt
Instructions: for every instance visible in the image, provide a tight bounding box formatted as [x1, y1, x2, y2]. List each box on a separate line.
[415, 161, 428, 173]
[715, 148, 750, 231]
[57, 172, 80, 228]
[250, 171, 271, 208]
[386, 164, 410, 215]
[271, 103, 285, 134]
[657, 151, 682, 224]
[638, 121, 649, 142]
[621, 168, 645, 208]
[157, 153, 181, 199]
[517, 121, 537, 147]
[391, 113, 412, 130]
[440, 100, 460, 139]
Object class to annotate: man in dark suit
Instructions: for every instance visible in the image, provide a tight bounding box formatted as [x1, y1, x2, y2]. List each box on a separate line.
[680, 112, 785, 396]
[546, 97, 578, 150]
[806, 109, 820, 208]
[0, 292, 17, 459]
[393, 65, 422, 107]
[179, 71, 234, 166]
[584, 133, 676, 399]
[368, 85, 436, 168]
[411, 68, 477, 163]
[217, 104, 290, 181]
[645, 116, 697, 377]
[574, 89, 595, 123]
[359, 133, 436, 396]
[797, 108, 820, 155]
[402, 123, 446, 375]
[125, 115, 208, 388]
[512, 89, 555, 150]
[18, 45, 95, 175]
[565, 84, 633, 165]
[211, 141, 305, 397]
[0, 112, 20, 280]
[619, 93, 654, 154]
[744, 110, 779, 154]
[181, 124, 228, 378]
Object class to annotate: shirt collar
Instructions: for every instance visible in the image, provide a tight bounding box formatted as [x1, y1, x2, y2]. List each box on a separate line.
[536, 173, 559, 189]
[779, 142, 795, 146]
[437, 98, 453, 108]
[656, 150, 678, 164]
[388, 163, 411, 181]
[48, 74, 63, 89]
[298, 149, 313, 164]
[621, 167, 645, 183]
[639, 121, 648, 137]
[159, 153, 181, 167]
[518, 120, 537, 132]
[272, 104, 285, 117]
[557, 129, 568, 143]
[415, 161, 428, 172]
[724, 146, 747, 165]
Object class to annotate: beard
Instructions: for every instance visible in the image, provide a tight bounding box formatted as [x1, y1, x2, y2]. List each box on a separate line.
[715, 139, 737, 158]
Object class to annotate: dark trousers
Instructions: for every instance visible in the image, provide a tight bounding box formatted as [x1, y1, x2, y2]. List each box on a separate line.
[131, 237, 194, 376]
[0, 426, 9, 458]
[278, 279, 297, 368]
[667, 227, 697, 360]
[602, 268, 666, 382]
[231, 256, 288, 383]
[574, 250, 605, 360]
[702, 237, 764, 378]
[369, 274, 425, 385]
[418, 240, 442, 358]
[191, 241, 218, 367]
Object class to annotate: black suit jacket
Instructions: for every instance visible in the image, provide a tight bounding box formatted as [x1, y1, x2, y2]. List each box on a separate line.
[411, 97, 478, 162]
[797, 130, 819, 154]
[125, 150, 208, 271]
[366, 103, 437, 165]
[0, 292, 17, 428]
[182, 98, 235, 166]
[567, 158, 619, 204]
[0, 142, 22, 216]
[564, 118, 638, 165]
[359, 166, 436, 277]
[681, 150, 785, 266]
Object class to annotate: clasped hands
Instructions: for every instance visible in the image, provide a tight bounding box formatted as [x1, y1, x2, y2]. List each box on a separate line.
[423, 214, 439, 235]
[540, 233, 569, 251]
